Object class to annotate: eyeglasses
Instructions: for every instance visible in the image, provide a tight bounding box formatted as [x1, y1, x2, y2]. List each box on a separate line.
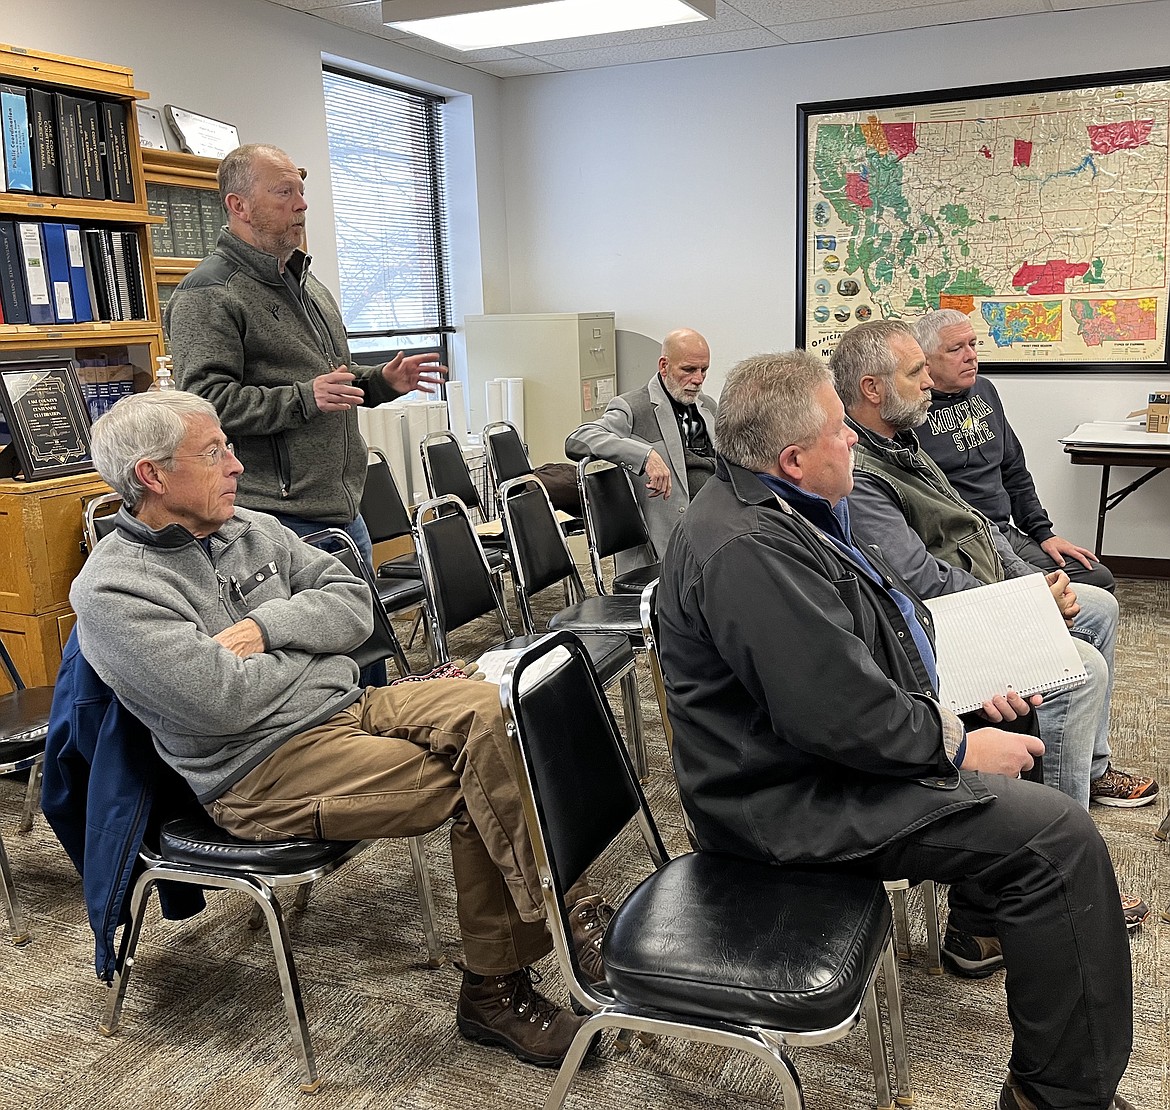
[170, 443, 236, 468]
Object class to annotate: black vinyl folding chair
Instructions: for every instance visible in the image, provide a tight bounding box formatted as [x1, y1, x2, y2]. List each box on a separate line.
[101, 528, 446, 1092]
[0, 638, 52, 946]
[500, 631, 913, 1110]
[577, 458, 660, 596]
[498, 474, 649, 780]
[412, 493, 635, 693]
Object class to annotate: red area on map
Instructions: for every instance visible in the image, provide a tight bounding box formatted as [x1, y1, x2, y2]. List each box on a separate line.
[979, 145, 992, 159]
[882, 123, 918, 159]
[1087, 119, 1154, 154]
[1012, 260, 1091, 295]
[845, 173, 872, 208]
[1013, 140, 1033, 168]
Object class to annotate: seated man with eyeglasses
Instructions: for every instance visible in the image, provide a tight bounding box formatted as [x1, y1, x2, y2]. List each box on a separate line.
[69, 389, 609, 1070]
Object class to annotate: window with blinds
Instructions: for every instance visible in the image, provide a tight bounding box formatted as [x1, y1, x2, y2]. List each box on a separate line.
[321, 67, 452, 365]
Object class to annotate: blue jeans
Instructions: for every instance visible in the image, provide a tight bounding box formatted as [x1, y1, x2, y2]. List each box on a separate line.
[1032, 582, 1118, 808]
[266, 511, 387, 688]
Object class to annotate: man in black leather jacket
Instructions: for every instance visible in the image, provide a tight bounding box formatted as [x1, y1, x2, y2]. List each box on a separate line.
[658, 350, 1134, 1110]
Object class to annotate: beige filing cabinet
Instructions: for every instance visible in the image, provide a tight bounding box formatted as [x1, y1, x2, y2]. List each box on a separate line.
[463, 312, 616, 465]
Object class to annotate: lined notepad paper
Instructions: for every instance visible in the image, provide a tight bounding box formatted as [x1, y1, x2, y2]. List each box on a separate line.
[924, 575, 1088, 714]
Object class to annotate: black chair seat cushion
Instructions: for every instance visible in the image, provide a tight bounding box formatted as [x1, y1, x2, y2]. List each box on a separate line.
[376, 577, 427, 611]
[0, 685, 54, 744]
[160, 816, 359, 875]
[548, 596, 643, 639]
[377, 553, 423, 580]
[603, 851, 891, 1032]
[0, 736, 46, 770]
[491, 632, 631, 689]
[612, 562, 661, 596]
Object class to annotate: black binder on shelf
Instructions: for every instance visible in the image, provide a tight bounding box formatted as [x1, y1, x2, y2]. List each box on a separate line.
[198, 189, 225, 254]
[168, 185, 204, 258]
[54, 91, 85, 198]
[28, 88, 60, 196]
[75, 96, 107, 200]
[0, 219, 30, 324]
[99, 100, 134, 203]
[83, 227, 116, 321]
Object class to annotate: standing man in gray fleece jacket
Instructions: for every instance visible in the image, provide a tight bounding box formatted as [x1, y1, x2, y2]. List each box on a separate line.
[165, 143, 444, 557]
[70, 391, 607, 1070]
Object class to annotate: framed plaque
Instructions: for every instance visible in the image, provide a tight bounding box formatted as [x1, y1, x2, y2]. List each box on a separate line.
[0, 359, 94, 480]
[164, 105, 239, 158]
[137, 105, 169, 150]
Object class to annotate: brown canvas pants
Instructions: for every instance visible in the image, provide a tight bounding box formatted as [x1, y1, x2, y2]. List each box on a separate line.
[207, 679, 553, 975]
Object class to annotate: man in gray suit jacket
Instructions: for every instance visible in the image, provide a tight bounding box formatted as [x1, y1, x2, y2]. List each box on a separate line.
[566, 328, 718, 571]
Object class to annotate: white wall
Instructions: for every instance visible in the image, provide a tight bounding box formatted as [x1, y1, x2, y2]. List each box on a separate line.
[6, 0, 512, 330]
[500, 3, 1170, 558]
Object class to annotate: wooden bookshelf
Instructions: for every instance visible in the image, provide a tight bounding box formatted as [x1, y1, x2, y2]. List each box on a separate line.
[0, 43, 164, 683]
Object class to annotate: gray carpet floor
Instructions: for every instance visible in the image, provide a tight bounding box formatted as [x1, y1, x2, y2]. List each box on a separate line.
[1, 577, 1167, 1110]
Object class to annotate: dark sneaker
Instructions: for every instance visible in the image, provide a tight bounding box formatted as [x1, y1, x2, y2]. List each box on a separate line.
[1090, 764, 1160, 808]
[457, 967, 585, 1068]
[568, 894, 614, 987]
[941, 926, 1003, 978]
[1161, 905, 1170, 924]
[1155, 809, 1170, 841]
[1122, 893, 1150, 931]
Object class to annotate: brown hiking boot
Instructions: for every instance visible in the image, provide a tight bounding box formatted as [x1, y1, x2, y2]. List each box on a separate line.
[999, 1071, 1138, 1109]
[568, 894, 614, 987]
[457, 967, 585, 1067]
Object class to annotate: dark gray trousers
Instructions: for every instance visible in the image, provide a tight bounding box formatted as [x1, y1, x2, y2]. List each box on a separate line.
[848, 775, 1131, 1110]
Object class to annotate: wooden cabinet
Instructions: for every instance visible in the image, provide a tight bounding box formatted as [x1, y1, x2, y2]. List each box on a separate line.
[0, 472, 110, 684]
[0, 44, 163, 684]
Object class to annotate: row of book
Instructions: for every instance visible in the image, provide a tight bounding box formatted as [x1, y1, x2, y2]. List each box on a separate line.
[0, 81, 134, 202]
[0, 218, 148, 325]
[147, 183, 225, 259]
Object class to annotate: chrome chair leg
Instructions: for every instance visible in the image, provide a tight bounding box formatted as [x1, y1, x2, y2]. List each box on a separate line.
[921, 879, 943, 975]
[248, 879, 320, 1093]
[885, 881, 911, 960]
[408, 835, 446, 968]
[862, 977, 894, 1110]
[1155, 807, 1170, 841]
[0, 833, 30, 946]
[101, 873, 158, 1035]
[18, 756, 43, 834]
[882, 937, 915, 1106]
[619, 669, 648, 782]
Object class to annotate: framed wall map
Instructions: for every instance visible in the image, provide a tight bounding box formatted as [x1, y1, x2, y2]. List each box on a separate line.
[797, 68, 1170, 372]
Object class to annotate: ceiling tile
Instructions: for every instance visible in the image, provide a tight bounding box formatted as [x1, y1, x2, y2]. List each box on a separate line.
[530, 27, 785, 70]
[1047, 0, 1157, 8]
[470, 56, 567, 77]
[389, 34, 528, 62]
[306, 2, 413, 39]
[773, 0, 1049, 43]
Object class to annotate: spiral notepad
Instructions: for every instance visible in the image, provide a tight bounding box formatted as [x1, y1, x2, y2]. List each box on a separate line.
[923, 575, 1088, 715]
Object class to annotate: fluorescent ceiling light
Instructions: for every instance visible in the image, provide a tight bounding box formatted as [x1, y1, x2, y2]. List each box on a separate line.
[383, 0, 715, 52]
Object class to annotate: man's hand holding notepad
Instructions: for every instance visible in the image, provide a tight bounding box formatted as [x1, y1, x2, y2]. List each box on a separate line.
[923, 575, 1088, 715]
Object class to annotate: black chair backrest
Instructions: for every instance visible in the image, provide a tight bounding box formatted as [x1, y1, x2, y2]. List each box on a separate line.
[580, 460, 652, 560]
[502, 631, 664, 895]
[499, 476, 581, 599]
[303, 528, 404, 674]
[360, 447, 413, 545]
[484, 421, 532, 488]
[414, 495, 512, 658]
[420, 432, 483, 514]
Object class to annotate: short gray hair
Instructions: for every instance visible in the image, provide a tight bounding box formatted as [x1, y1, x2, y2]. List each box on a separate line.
[715, 350, 833, 471]
[830, 320, 915, 410]
[912, 309, 971, 358]
[90, 391, 220, 509]
[217, 143, 289, 205]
